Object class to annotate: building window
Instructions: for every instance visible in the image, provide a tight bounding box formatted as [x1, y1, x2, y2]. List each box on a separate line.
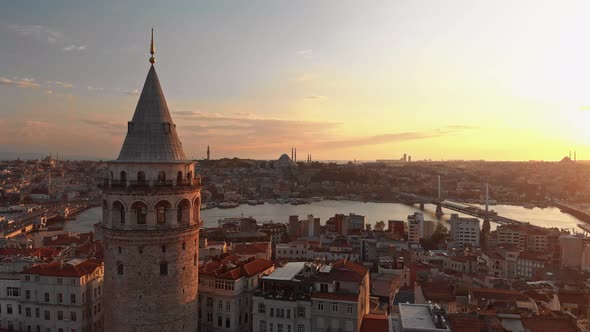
[347, 305, 353, 314]
[258, 303, 266, 313]
[44, 310, 50, 320]
[35, 308, 40, 318]
[260, 321, 267, 332]
[278, 324, 283, 332]
[6, 287, 20, 297]
[297, 324, 304, 332]
[332, 303, 338, 312]
[226, 302, 231, 311]
[57, 278, 63, 285]
[57, 311, 63, 320]
[70, 311, 77, 321]
[71, 294, 76, 304]
[162, 245, 166, 253]
[57, 293, 63, 303]
[117, 263, 124, 275]
[317, 302, 324, 311]
[137, 171, 145, 184]
[26, 307, 31, 317]
[160, 262, 168, 275]
[218, 316, 222, 327]
[226, 317, 230, 328]
[270, 323, 274, 332]
[207, 313, 213, 322]
[218, 300, 223, 310]
[44, 293, 50, 303]
[206, 297, 213, 306]
[7, 304, 13, 314]
[297, 307, 305, 318]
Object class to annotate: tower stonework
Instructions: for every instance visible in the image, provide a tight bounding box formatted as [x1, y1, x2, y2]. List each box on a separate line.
[101, 30, 200, 332]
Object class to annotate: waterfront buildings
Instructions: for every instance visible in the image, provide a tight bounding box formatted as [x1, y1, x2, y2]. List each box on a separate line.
[100, 31, 201, 331]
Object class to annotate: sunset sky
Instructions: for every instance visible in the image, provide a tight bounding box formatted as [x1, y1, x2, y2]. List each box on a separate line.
[1, 1, 590, 161]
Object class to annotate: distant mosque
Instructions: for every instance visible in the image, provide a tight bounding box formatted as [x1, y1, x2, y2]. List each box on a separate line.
[276, 147, 312, 168]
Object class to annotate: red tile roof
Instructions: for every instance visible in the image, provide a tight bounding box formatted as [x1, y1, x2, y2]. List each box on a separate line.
[200, 257, 274, 280]
[22, 260, 101, 278]
[469, 288, 530, 302]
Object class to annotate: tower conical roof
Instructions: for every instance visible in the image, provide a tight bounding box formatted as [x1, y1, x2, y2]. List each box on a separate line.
[116, 64, 187, 161]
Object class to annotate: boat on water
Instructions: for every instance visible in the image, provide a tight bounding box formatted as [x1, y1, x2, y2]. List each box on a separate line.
[218, 202, 240, 209]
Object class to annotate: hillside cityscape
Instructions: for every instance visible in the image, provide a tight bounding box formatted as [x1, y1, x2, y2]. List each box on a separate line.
[4, 2, 590, 332]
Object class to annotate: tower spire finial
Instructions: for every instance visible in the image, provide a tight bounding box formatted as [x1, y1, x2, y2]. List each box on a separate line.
[149, 27, 156, 64]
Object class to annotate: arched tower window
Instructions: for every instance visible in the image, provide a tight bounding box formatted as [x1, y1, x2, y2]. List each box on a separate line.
[177, 199, 191, 224]
[177, 171, 183, 184]
[131, 201, 148, 225]
[120, 171, 127, 182]
[160, 262, 168, 275]
[137, 171, 146, 184]
[193, 196, 201, 223]
[155, 200, 171, 224]
[112, 201, 125, 224]
[157, 171, 166, 184]
[117, 263, 124, 275]
[187, 171, 193, 180]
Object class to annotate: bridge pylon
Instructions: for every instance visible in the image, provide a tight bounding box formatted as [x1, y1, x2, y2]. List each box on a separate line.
[435, 203, 444, 219]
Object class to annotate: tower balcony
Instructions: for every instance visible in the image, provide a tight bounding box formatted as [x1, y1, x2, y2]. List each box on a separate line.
[98, 177, 201, 192]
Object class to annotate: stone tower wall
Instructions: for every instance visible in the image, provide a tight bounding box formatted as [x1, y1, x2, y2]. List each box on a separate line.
[103, 161, 200, 332]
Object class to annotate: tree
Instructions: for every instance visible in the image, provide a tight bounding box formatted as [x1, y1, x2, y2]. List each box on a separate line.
[421, 222, 448, 250]
[374, 220, 386, 231]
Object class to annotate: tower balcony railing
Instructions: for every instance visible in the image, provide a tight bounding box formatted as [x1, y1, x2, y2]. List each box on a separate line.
[98, 177, 201, 191]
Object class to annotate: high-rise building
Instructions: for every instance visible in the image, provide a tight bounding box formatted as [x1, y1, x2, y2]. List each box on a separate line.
[101, 30, 202, 332]
[449, 214, 480, 249]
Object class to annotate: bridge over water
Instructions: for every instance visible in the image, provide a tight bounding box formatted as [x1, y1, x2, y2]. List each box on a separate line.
[394, 191, 524, 225]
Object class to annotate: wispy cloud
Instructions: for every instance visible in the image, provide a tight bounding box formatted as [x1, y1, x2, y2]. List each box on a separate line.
[46, 81, 73, 88]
[63, 44, 87, 52]
[124, 89, 139, 96]
[304, 95, 327, 100]
[87, 86, 104, 92]
[8, 24, 63, 44]
[297, 49, 314, 59]
[0, 77, 40, 88]
[169, 111, 476, 156]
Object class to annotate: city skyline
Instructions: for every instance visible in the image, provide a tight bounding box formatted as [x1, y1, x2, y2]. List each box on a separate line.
[2, 1, 590, 161]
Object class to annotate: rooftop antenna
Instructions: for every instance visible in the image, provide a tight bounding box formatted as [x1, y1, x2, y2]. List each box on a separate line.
[149, 27, 156, 64]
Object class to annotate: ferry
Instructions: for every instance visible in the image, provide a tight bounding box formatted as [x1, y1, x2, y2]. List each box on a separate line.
[218, 202, 239, 209]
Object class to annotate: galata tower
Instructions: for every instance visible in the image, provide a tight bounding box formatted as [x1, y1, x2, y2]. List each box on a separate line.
[101, 29, 201, 332]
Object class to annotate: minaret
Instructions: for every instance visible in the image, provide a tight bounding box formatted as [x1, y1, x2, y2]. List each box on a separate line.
[291, 147, 294, 161]
[207, 145, 210, 160]
[102, 29, 201, 332]
[295, 147, 297, 162]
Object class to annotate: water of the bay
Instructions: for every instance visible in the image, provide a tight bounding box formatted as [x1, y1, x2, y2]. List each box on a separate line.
[62, 200, 584, 233]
